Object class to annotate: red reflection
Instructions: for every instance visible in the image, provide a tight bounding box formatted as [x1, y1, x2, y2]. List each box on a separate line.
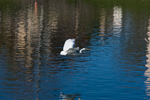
[35, 1, 37, 16]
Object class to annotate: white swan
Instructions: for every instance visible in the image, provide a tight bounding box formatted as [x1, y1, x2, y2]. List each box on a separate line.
[60, 39, 88, 55]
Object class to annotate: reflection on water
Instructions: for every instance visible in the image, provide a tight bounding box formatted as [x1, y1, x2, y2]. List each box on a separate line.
[0, 0, 150, 100]
[59, 92, 81, 100]
[99, 8, 106, 34]
[113, 6, 122, 36]
[145, 18, 150, 96]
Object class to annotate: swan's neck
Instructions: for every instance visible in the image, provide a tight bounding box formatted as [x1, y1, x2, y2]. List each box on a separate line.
[79, 48, 86, 53]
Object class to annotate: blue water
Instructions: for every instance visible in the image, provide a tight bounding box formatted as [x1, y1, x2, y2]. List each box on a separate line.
[0, 0, 150, 100]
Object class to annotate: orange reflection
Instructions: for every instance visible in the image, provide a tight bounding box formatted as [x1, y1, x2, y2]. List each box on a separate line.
[35, 1, 38, 16]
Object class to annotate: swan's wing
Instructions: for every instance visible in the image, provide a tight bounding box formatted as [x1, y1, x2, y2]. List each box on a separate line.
[66, 48, 78, 55]
[63, 39, 75, 51]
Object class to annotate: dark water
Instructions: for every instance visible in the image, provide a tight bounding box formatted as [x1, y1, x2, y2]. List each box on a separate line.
[0, 0, 150, 100]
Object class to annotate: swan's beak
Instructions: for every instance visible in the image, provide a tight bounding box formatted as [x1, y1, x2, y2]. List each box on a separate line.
[85, 48, 90, 50]
[99, 34, 106, 37]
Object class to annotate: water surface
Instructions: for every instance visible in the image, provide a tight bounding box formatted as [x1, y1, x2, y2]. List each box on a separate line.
[0, 0, 150, 100]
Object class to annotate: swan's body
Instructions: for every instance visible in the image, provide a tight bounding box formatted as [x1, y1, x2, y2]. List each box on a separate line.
[60, 39, 87, 55]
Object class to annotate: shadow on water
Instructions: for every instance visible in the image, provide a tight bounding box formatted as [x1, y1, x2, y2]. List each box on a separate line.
[0, 0, 150, 100]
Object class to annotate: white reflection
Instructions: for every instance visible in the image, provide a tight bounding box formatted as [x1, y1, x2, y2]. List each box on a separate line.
[99, 8, 106, 44]
[16, 11, 27, 64]
[113, 6, 122, 36]
[59, 92, 82, 100]
[145, 18, 150, 96]
[99, 8, 106, 34]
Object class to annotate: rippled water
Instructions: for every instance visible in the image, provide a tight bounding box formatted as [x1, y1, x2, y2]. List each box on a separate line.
[0, 0, 150, 100]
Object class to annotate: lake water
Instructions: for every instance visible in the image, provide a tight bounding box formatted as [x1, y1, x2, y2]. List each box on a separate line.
[0, 0, 150, 100]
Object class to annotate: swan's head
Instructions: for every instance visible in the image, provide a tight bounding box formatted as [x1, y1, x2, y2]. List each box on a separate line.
[79, 48, 90, 53]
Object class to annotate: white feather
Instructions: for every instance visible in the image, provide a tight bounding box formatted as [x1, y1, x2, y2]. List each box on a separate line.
[63, 39, 75, 51]
[60, 39, 89, 55]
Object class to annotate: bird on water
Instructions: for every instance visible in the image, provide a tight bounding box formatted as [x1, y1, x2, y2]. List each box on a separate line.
[60, 39, 88, 55]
